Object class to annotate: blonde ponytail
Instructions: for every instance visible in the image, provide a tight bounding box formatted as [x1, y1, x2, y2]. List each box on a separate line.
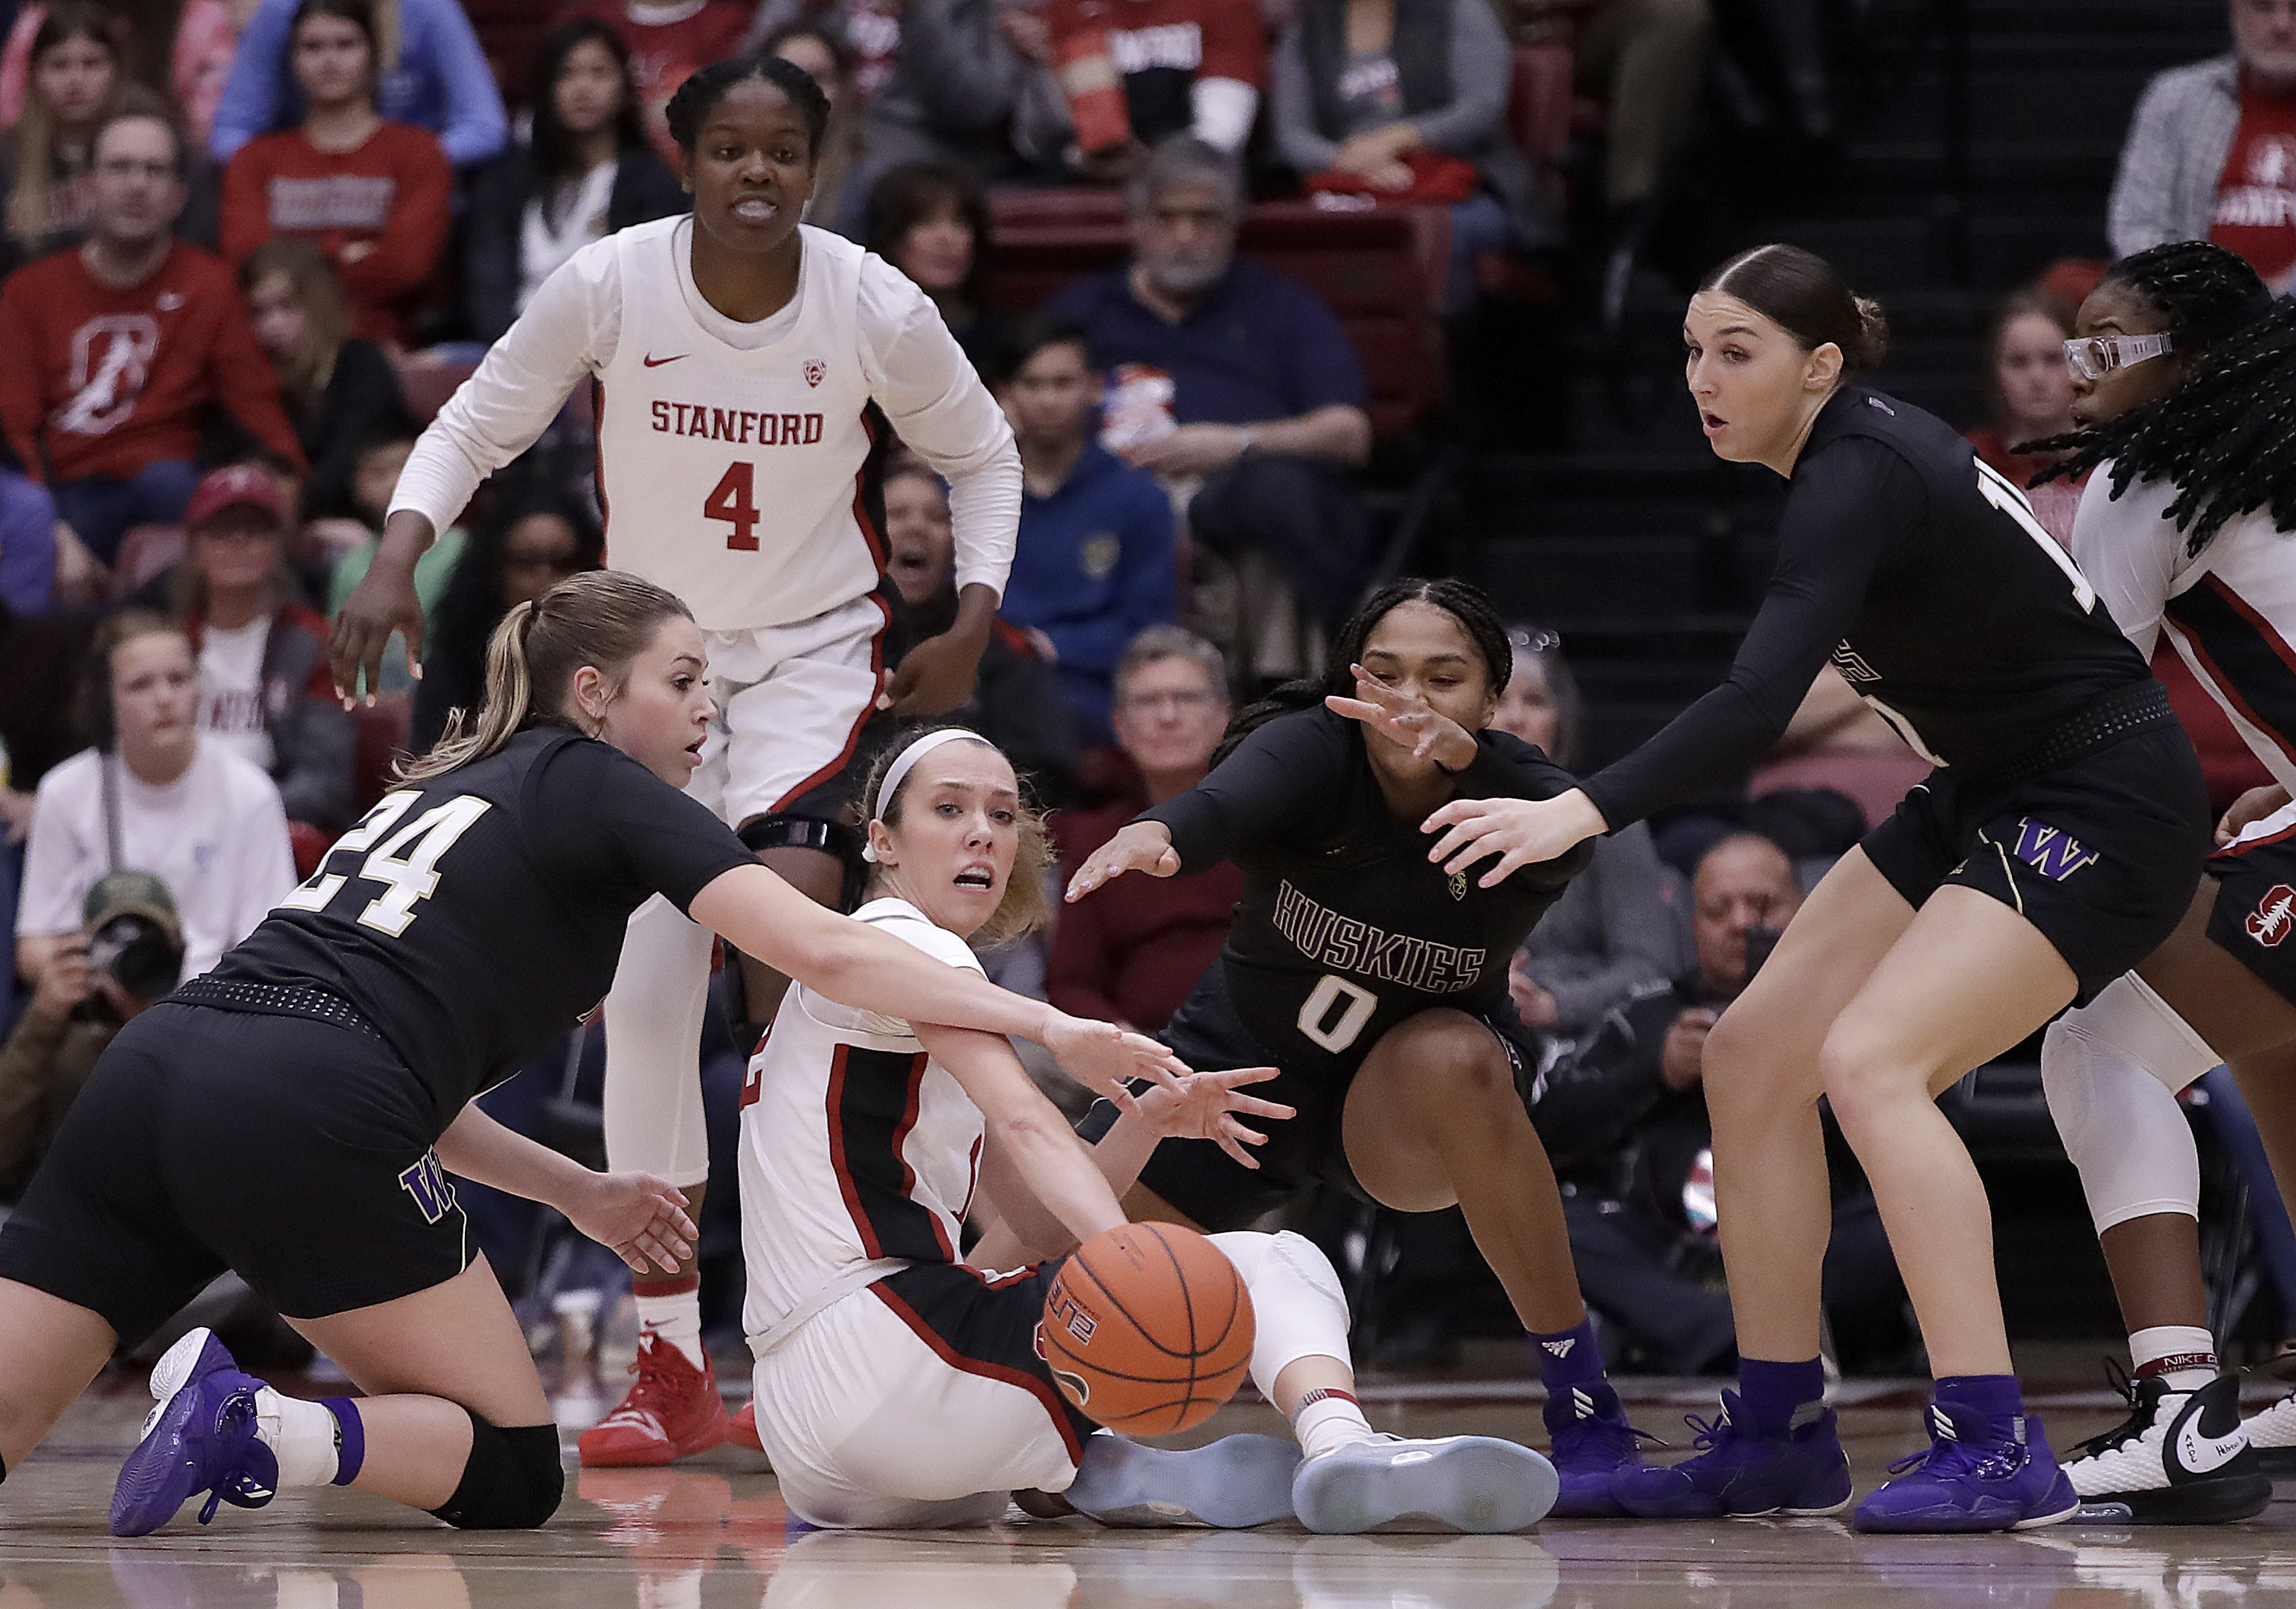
[398, 573, 689, 783]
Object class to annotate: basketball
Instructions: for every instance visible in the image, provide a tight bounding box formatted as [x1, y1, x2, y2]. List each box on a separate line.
[1039, 1223, 1256, 1436]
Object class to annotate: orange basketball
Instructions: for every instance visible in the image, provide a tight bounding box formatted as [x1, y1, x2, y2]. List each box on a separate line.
[1039, 1222, 1255, 1435]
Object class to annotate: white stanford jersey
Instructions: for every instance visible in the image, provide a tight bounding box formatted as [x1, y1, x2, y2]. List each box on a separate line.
[737, 898, 988, 1339]
[2074, 468, 2296, 795]
[391, 218, 1017, 632]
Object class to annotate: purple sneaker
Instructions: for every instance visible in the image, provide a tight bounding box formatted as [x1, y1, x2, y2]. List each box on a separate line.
[1610, 1391, 1853, 1518]
[1852, 1401, 2078, 1534]
[1545, 1382, 1663, 1518]
[110, 1328, 280, 1538]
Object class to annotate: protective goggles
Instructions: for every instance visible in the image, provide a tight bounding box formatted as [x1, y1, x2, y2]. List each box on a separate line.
[2063, 332, 2174, 382]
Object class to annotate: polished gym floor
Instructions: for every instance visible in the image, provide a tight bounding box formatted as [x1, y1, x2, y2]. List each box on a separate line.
[13, 1358, 2296, 1608]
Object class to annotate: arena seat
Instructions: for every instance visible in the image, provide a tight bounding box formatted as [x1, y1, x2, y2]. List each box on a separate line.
[987, 192, 1450, 446]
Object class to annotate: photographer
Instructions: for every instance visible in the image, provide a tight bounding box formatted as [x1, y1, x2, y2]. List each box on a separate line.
[1538, 832, 1906, 1373]
[14, 612, 295, 995]
[0, 871, 181, 1199]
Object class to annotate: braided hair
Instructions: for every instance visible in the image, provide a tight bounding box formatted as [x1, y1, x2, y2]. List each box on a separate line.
[1215, 577, 1513, 765]
[664, 55, 829, 158]
[2024, 245, 2280, 541]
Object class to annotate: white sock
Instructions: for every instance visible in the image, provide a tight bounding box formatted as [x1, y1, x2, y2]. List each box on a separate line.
[2129, 1324, 2217, 1394]
[254, 1387, 341, 1487]
[1291, 1387, 1377, 1459]
[636, 1291, 707, 1369]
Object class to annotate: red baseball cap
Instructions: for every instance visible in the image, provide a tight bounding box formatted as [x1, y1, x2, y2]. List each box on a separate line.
[184, 464, 289, 531]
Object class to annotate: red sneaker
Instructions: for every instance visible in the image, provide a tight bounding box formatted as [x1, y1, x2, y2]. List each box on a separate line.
[728, 1399, 763, 1454]
[578, 1332, 733, 1468]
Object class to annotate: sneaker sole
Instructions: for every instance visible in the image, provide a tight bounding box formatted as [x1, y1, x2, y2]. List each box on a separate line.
[1293, 1438, 1559, 1535]
[137, 1329, 234, 1439]
[1064, 1433, 1302, 1529]
[1611, 1481, 1853, 1520]
[1853, 1488, 2080, 1534]
[2249, 1444, 2296, 1477]
[2068, 1471, 2274, 1526]
[111, 1381, 220, 1537]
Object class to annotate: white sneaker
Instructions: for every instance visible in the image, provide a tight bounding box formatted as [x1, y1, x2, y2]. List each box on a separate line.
[2239, 1385, 2296, 1475]
[2060, 1372, 2268, 1524]
[1062, 1432, 1302, 1528]
[1290, 1434, 1558, 1535]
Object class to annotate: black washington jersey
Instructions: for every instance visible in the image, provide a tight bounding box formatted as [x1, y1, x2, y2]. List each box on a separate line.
[1142, 707, 1591, 1076]
[1580, 386, 2160, 830]
[212, 727, 754, 1115]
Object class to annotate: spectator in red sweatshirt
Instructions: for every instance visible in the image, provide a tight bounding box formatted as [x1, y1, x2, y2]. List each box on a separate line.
[553, 0, 752, 164]
[220, 0, 451, 347]
[1047, 625, 1243, 1033]
[0, 107, 304, 568]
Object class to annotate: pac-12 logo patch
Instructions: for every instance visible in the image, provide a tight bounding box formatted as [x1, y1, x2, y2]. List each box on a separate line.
[2009, 818, 2099, 882]
[2248, 884, 2296, 948]
[803, 359, 826, 388]
[398, 1149, 459, 1224]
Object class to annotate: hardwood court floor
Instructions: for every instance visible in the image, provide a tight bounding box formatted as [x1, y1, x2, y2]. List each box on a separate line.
[11, 1364, 2296, 1608]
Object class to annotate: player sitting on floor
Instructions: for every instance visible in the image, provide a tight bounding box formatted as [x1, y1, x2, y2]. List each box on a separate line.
[0, 572, 1180, 1538]
[738, 725, 1561, 1533]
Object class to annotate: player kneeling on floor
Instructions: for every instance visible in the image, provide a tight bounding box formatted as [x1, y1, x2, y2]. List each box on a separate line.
[739, 726, 1560, 1533]
[0, 573, 1184, 1538]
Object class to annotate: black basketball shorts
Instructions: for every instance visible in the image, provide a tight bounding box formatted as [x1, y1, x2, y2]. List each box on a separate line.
[2205, 809, 2296, 1004]
[0, 1002, 475, 1346]
[1859, 725, 2210, 1006]
[1077, 967, 1547, 1230]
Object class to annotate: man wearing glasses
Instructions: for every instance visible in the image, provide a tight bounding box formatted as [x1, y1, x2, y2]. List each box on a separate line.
[0, 109, 303, 572]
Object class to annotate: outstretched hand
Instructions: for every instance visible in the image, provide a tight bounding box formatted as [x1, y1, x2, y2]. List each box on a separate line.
[1064, 821, 1180, 902]
[1041, 1012, 1189, 1106]
[568, 1171, 697, 1274]
[1325, 663, 1477, 769]
[1132, 1066, 1293, 1169]
[329, 559, 425, 707]
[1421, 789, 1607, 887]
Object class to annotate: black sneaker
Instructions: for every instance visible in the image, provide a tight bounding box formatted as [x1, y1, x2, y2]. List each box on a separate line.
[2062, 1368, 2270, 1525]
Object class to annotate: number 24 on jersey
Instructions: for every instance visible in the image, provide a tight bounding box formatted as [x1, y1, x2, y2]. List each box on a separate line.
[280, 791, 492, 936]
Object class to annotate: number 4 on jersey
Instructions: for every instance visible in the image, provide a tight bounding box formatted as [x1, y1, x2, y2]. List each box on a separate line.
[280, 791, 492, 936]
[707, 461, 760, 550]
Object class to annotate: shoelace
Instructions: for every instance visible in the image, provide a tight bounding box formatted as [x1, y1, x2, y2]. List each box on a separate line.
[1559, 1413, 1669, 1456]
[1884, 1425, 2029, 1483]
[1678, 1411, 1735, 1458]
[2068, 1359, 2150, 1459]
[197, 1390, 275, 1524]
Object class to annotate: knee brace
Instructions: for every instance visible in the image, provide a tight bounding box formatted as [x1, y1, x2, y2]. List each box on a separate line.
[2042, 974, 2218, 1233]
[738, 812, 868, 911]
[1210, 1230, 1354, 1394]
[428, 1413, 564, 1530]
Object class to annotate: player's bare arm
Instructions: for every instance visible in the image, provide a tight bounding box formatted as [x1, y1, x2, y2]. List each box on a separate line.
[687, 862, 1185, 1100]
[916, 1020, 1131, 1250]
[432, 1105, 695, 1275]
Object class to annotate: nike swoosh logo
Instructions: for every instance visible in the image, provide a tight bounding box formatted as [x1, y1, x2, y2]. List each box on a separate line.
[2173, 1401, 2248, 1474]
[643, 353, 686, 367]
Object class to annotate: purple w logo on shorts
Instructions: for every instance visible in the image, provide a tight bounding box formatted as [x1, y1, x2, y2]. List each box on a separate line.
[398, 1150, 458, 1224]
[2009, 818, 2099, 882]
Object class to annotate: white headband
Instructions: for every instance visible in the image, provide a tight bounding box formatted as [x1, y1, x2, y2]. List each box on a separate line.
[862, 728, 991, 862]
